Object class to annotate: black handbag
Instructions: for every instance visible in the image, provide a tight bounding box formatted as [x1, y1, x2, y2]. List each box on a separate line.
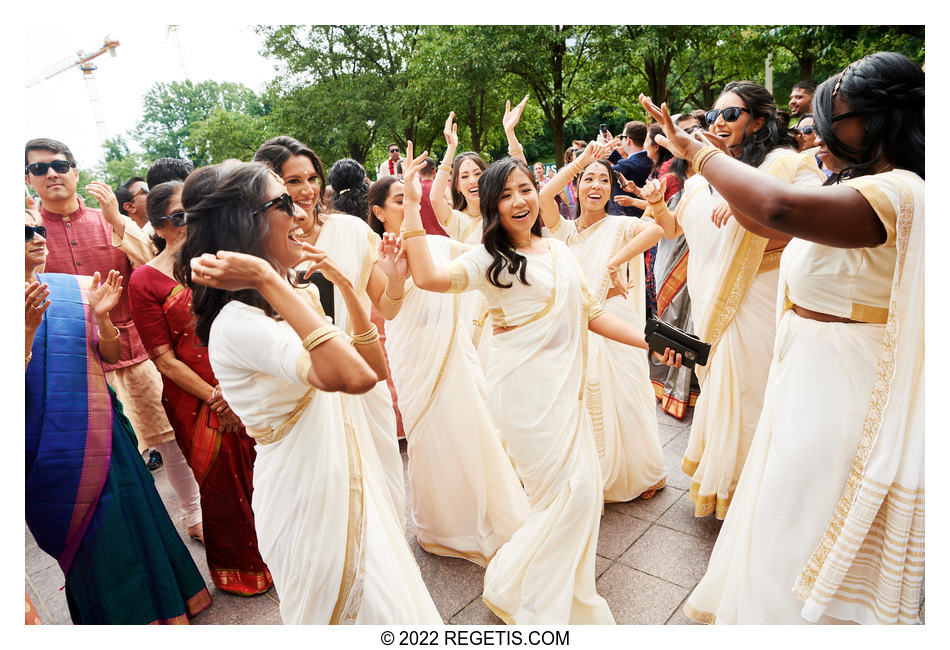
[644, 317, 711, 369]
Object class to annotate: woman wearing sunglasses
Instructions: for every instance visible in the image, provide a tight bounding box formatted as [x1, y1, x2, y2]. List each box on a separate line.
[645, 51, 924, 625]
[127, 177, 273, 597]
[25, 210, 212, 624]
[177, 161, 441, 624]
[643, 81, 826, 523]
[255, 142, 409, 525]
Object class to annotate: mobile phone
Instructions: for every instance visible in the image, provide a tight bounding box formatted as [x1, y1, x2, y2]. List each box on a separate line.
[296, 269, 335, 322]
[599, 124, 608, 134]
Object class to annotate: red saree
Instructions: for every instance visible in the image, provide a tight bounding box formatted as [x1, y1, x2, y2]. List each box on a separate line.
[129, 264, 272, 596]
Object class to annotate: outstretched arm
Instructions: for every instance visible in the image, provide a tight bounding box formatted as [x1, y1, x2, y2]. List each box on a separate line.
[503, 94, 530, 165]
[401, 142, 453, 292]
[640, 94, 886, 248]
[589, 312, 682, 366]
[605, 220, 665, 298]
[538, 140, 616, 230]
[430, 112, 458, 227]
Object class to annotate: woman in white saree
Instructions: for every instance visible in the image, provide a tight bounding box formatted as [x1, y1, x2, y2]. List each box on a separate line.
[646, 82, 826, 520]
[533, 139, 669, 503]
[367, 176, 529, 566]
[254, 140, 406, 524]
[394, 144, 680, 625]
[643, 51, 924, 624]
[179, 162, 441, 624]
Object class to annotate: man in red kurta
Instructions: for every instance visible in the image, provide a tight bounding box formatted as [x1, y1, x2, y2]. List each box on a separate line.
[26, 138, 202, 538]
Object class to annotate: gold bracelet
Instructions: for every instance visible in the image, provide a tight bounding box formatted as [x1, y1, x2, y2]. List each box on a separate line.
[401, 229, 426, 240]
[439, 163, 452, 174]
[381, 290, 404, 305]
[508, 146, 523, 156]
[302, 325, 340, 352]
[25, 352, 32, 368]
[692, 145, 722, 176]
[567, 159, 586, 177]
[691, 145, 717, 174]
[351, 323, 379, 346]
[99, 326, 120, 343]
[647, 195, 665, 205]
[697, 148, 722, 175]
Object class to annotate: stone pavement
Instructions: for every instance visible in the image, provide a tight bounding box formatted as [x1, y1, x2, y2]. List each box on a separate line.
[26, 403, 715, 625]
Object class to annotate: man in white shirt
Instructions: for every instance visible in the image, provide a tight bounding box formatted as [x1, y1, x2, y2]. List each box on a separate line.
[377, 142, 406, 180]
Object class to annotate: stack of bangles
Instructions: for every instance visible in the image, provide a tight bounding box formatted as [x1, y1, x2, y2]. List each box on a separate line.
[507, 145, 522, 158]
[302, 325, 341, 352]
[401, 228, 426, 240]
[439, 161, 452, 174]
[350, 323, 380, 346]
[99, 326, 121, 343]
[692, 145, 723, 176]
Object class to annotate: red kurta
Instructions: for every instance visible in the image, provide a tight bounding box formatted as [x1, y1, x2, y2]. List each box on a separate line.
[128, 264, 272, 596]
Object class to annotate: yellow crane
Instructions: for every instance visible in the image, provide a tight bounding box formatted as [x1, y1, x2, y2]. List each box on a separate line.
[25, 36, 120, 145]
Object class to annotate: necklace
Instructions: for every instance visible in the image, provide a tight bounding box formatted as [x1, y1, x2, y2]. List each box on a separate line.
[513, 238, 533, 248]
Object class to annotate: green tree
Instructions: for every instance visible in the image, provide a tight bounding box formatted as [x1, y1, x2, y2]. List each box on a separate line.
[134, 80, 269, 166]
[91, 136, 149, 189]
[185, 109, 270, 164]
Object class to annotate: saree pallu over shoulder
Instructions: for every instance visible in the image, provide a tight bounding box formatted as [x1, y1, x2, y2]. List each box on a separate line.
[26, 273, 112, 575]
[793, 172, 924, 624]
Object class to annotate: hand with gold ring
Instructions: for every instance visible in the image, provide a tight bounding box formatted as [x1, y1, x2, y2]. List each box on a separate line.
[25, 281, 50, 333]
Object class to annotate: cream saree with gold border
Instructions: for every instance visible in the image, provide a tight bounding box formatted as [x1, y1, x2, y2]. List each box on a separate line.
[207, 300, 441, 624]
[678, 149, 825, 519]
[385, 236, 529, 567]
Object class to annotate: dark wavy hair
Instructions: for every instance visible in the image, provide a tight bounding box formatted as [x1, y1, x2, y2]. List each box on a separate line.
[173, 162, 286, 346]
[718, 80, 797, 168]
[479, 158, 542, 289]
[328, 158, 370, 218]
[253, 135, 326, 223]
[646, 123, 673, 176]
[145, 180, 184, 253]
[571, 159, 615, 220]
[450, 152, 487, 211]
[814, 52, 924, 182]
[367, 176, 401, 237]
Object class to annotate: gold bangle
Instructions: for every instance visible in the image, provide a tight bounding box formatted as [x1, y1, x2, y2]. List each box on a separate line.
[507, 146, 523, 156]
[25, 352, 32, 368]
[381, 290, 404, 305]
[439, 163, 452, 173]
[691, 145, 717, 173]
[692, 145, 722, 176]
[351, 323, 379, 346]
[99, 326, 120, 343]
[302, 325, 340, 352]
[401, 229, 426, 240]
[697, 149, 721, 175]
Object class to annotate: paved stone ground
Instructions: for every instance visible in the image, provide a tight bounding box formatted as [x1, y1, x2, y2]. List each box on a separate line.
[26, 403, 715, 625]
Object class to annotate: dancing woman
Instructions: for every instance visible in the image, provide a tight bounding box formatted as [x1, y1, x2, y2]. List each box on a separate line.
[254, 140, 407, 523]
[178, 162, 441, 624]
[128, 178, 272, 596]
[394, 142, 679, 624]
[646, 81, 826, 519]
[25, 211, 210, 624]
[368, 177, 529, 566]
[644, 51, 924, 624]
[531, 138, 668, 503]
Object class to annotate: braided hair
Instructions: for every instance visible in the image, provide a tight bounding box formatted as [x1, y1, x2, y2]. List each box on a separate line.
[813, 52, 924, 182]
[328, 158, 370, 218]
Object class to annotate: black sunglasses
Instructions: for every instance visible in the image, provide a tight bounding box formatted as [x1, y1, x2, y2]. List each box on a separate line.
[26, 160, 75, 176]
[130, 186, 149, 199]
[830, 111, 860, 123]
[26, 225, 47, 241]
[705, 106, 751, 124]
[158, 211, 187, 227]
[389, 148, 400, 153]
[258, 193, 296, 216]
[798, 125, 815, 134]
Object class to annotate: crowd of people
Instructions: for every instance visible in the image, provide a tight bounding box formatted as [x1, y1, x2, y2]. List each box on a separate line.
[24, 50, 923, 626]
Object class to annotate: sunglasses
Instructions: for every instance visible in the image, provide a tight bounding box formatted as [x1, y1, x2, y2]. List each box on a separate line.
[130, 186, 149, 199]
[158, 211, 187, 227]
[258, 193, 296, 216]
[26, 160, 75, 176]
[389, 148, 400, 153]
[798, 125, 815, 134]
[830, 110, 860, 123]
[26, 225, 47, 241]
[705, 106, 751, 124]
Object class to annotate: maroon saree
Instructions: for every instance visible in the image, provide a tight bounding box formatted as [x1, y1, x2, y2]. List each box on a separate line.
[129, 264, 272, 595]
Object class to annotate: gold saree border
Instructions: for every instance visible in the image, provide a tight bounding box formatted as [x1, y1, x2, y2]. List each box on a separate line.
[330, 407, 367, 624]
[687, 479, 734, 520]
[246, 388, 315, 445]
[460, 213, 483, 243]
[405, 294, 460, 439]
[418, 538, 491, 569]
[683, 601, 716, 624]
[482, 596, 516, 625]
[792, 179, 921, 622]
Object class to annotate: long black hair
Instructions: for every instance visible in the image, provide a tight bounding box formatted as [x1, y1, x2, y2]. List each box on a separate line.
[328, 158, 370, 219]
[450, 152, 487, 211]
[173, 162, 284, 346]
[479, 158, 542, 289]
[718, 81, 797, 168]
[813, 52, 924, 182]
[646, 123, 673, 176]
[367, 176, 401, 237]
[253, 135, 327, 221]
[145, 180, 184, 253]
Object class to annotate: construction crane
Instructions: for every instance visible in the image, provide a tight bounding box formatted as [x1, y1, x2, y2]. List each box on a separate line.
[166, 25, 189, 80]
[25, 37, 120, 146]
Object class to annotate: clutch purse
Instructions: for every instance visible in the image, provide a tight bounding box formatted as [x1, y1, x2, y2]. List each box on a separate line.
[644, 317, 710, 369]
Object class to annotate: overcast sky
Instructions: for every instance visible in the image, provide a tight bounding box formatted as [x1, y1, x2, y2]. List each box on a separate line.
[24, 24, 282, 169]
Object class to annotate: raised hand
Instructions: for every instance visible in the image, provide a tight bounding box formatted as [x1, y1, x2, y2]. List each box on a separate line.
[402, 141, 430, 204]
[503, 94, 529, 133]
[443, 112, 459, 149]
[578, 139, 615, 167]
[616, 172, 642, 197]
[377, 235, 409, 281]
[640, 178, 667, 205]
[25, 281, 50, 332]
[88, 270, 123, 318]
[711, 201, 734, 228]
[190, 251, 275, 291]
[85, 181, 121, 224]
[299, 243, 353, 288]
[639, 94, 703, 162]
